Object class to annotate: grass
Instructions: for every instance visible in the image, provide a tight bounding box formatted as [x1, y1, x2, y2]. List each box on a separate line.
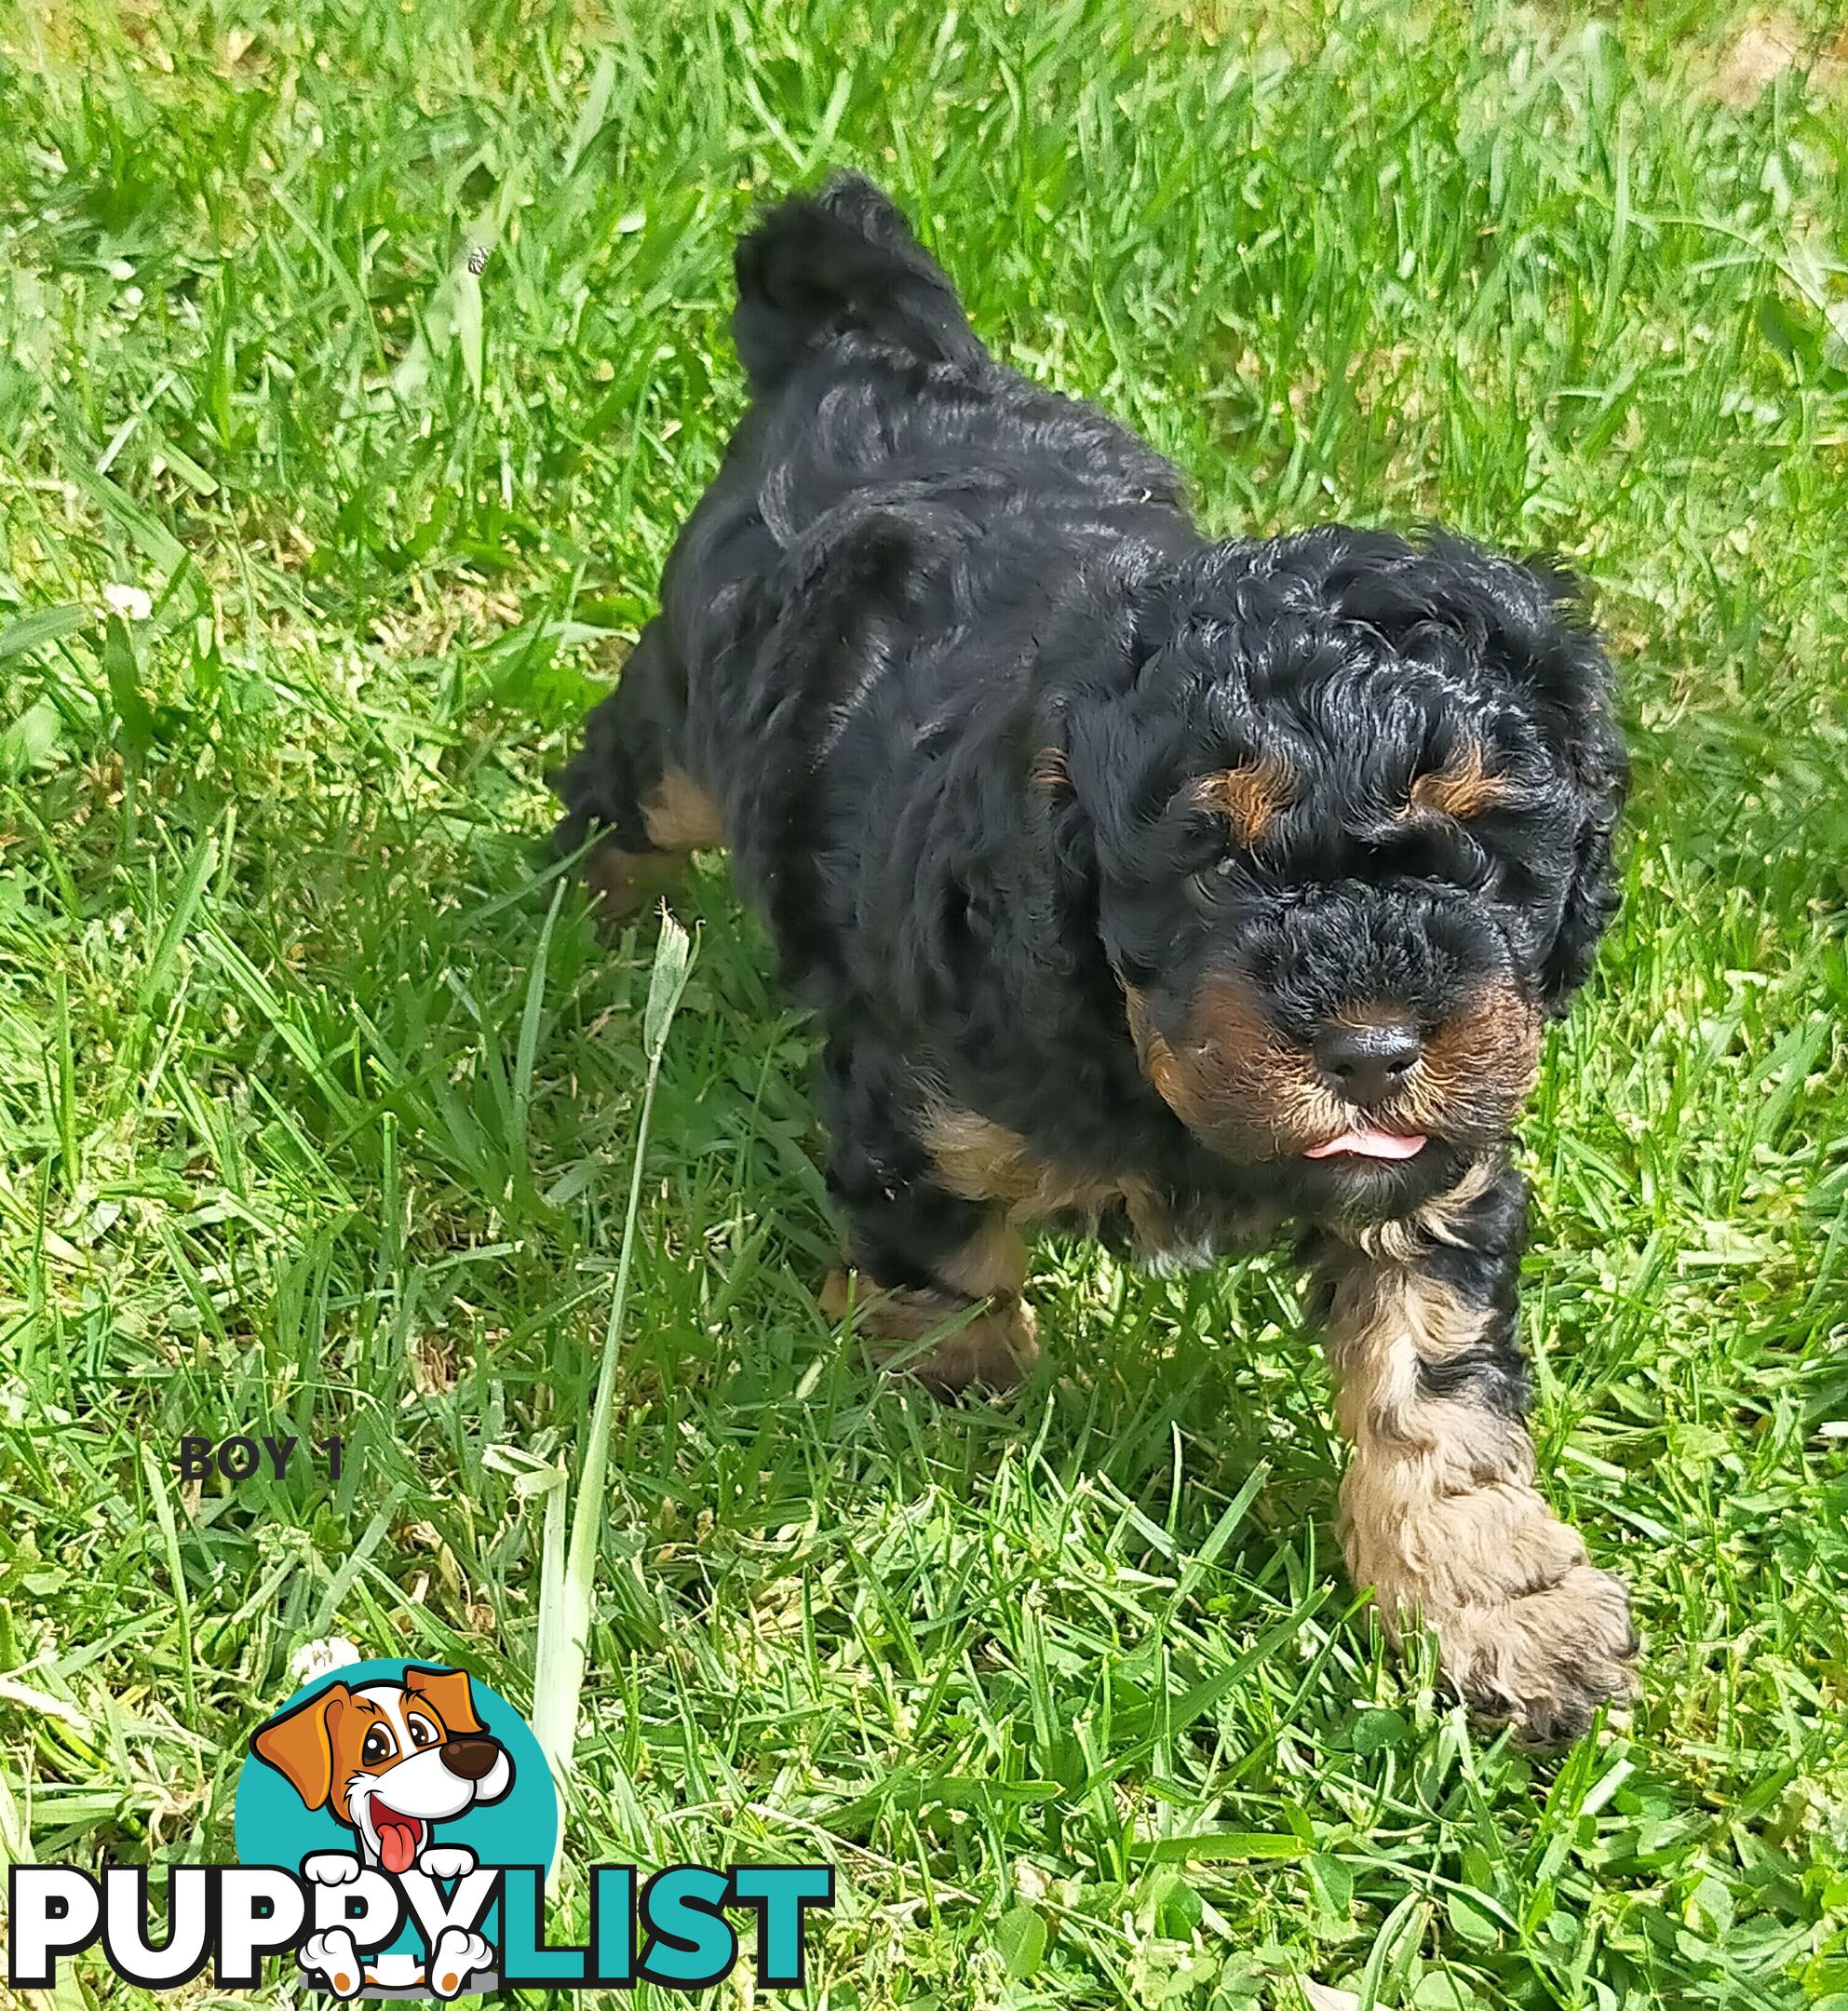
[2, 0, 1847, 2004]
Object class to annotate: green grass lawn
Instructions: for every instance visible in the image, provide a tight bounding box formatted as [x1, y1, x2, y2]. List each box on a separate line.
[4, 1, 1848, 2004]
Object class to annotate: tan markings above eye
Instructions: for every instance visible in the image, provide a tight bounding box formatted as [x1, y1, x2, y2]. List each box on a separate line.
[1404, 744, 1516, 821]
[1192, 749, 1296, 845]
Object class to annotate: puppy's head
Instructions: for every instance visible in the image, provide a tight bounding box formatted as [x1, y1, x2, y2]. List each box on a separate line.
[1048, 529, 1625, 1214]
[252, 1667, 513, 1873]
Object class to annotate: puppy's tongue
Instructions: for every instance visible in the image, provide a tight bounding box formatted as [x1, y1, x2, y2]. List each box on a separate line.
[373, 1809, 421, 1875]
[1304, 1127, 1427, 1161]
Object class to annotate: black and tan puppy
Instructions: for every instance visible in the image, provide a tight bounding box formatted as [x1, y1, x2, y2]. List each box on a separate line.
[554, 175, 1635, 1739]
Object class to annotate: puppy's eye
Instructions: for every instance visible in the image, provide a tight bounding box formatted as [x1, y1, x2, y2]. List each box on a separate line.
[1452, 834, 1505, 897]
[1188, 859, 1237, 905]
[407, 1718, 438, 1748]
[361, 1727, 397, 1767]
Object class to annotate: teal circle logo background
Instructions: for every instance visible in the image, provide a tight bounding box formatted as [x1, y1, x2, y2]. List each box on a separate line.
[235, 1658, 558, 1882]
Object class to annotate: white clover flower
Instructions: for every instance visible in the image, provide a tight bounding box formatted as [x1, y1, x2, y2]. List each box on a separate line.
[289, 1636, 362, 1684]
[102, 582, 152, 621]
[107, 259, 134, 281]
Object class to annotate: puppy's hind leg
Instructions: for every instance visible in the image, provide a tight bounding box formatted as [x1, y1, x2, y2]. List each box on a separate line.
[550, 619, 722, 928]
[818, 1038, 1039, 1396]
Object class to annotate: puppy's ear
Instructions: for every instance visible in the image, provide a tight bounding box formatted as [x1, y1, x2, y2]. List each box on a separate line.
[1025, 717, 1110, 945]
[1473, 557, 1626, 1015]
[1536, 639, 1626, 1013]
[1323, 533, 1627, 1016]
[403, 1665, 486, 1736]
[1026, 575, 1150, 903]
[252, 1682, 349, 1811]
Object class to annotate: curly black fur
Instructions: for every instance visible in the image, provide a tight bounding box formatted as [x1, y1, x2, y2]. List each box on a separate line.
[552, 174, 1635, 1734]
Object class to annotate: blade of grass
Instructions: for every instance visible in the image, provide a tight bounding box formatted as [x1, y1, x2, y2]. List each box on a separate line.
[0, 1757, 90, 2011]
[0, 602, 90, 665]
[139, 1447, 198, 1733]
[510, 879, 565, 1203]
[531, 911, 695, 1793]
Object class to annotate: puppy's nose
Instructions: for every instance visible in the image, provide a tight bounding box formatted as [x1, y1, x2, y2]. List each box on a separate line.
[1313, 1018, 1423, 1106]
[438, 1737, 503, 1781]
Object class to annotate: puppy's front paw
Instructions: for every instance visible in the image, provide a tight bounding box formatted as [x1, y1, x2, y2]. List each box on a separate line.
[584, 842, 682, 936]
[906, 1297, 1039, 1395]
[823, 1271, 1040, 1394]
[300, 1928, 364, 1999]
[417, 1843, 477, 1881]
[302, 1852, 362, 1886]
[1437, 1562, 1639, 1744]
[428, 1927, 495, 2000]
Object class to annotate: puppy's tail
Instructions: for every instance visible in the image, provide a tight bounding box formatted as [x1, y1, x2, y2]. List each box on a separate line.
[732, 172, 986, 395]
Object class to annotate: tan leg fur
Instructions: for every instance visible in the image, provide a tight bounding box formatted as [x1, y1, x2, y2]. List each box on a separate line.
[1326, 1257, 1636, 1740]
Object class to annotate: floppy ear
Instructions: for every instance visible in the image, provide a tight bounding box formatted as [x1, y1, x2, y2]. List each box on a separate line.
[1027, 729, 1099, 897]
[1320, 532, 1627, 1016]
[252, 1682, 349, 1811]
[1537, 676, 1626, 1014]
[403, 1666, 485, 1736]
[1476, 559, 1627, 1015]
[1025, 573, 1152, 908]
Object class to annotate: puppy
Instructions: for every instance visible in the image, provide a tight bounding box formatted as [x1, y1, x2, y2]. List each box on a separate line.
[553, 174, 1635, 1741]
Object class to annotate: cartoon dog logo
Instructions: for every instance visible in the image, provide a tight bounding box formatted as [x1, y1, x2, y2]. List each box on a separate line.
[252, 1665, 512, 1998]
